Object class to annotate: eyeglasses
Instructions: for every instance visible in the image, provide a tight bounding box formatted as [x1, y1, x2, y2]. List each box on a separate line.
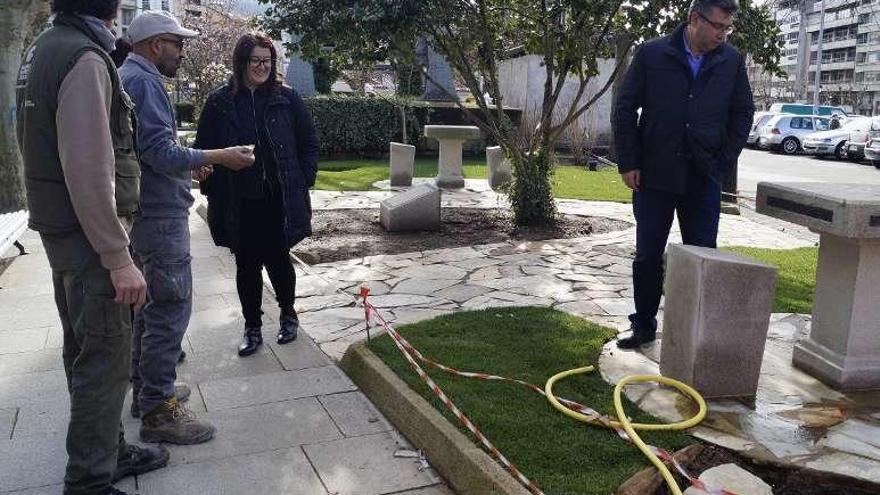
[697, 11, 735, 35]
[248, 57, 273, 68]
[157, 36, 185, 50]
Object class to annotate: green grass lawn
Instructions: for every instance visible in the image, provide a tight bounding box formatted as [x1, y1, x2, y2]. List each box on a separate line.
[369, 307, 693, 495]
[315, 157, 632, 202]
[724, 246, 818, 314]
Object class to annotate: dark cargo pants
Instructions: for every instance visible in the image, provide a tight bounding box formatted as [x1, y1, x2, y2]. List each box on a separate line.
[130, 216, 192, 416]
[41, 230, 131, 495]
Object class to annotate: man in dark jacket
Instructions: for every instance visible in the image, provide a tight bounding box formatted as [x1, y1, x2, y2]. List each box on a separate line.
[612, 0, 754, 349]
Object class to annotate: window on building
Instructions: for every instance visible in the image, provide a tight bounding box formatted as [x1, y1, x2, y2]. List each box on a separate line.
[188, 0, 201, 5]
[121, 8, 135, 26]
[859, 13, 870, 24]
[859, 33, 869, 44]
[161, 0, 169, 11]
[142, 0, 150, 10]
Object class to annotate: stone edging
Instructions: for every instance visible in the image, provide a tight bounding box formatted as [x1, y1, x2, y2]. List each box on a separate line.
[340, 342, 532, 495]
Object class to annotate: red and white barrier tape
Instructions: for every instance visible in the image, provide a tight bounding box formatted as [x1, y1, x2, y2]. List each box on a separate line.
[290, 254, 734, 494]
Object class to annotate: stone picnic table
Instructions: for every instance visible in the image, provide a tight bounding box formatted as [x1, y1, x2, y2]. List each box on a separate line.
[424, 125, 481, 189]
[757, 182, 880, 390]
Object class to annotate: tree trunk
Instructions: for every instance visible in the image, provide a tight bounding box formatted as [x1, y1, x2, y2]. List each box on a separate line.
[0, 0, 47, 214]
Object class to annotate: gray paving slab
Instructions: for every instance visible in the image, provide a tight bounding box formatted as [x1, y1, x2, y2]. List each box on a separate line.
[0, 348, 63, 376]
[0, 483, 63, 495]
[0, 327, 50, 355]
[159, 398, 341, 467]
[174, 346, 284, 384]
[0, 370, 66, 407]
[318, 391, 393, 437]
[199, 366, 357, 411]
[0, 433, 66, 492]
[303, 432, 439, 495]
[266, 336, 331, 371]
[136, 447, 327, 495]
[43, 326, 62, 349]
[392, 485, 457, 495]
[0, 407, 15, 440]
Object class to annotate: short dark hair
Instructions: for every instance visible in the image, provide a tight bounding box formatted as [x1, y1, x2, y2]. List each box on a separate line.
[51, 0, 120, 20]
[690, 0, 739, 17]
[230, 32, 282, 94]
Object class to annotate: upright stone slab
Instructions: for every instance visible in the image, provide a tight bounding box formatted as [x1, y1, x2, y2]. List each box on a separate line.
[424, 125, 481, 189]
[485, 146, 511, 189]
[660, 244, 777, 398]
[389, 142, 416, 187]
[415, 37, 458, 102]
[757, 182, 880, 389]
[379, 183, 441, 232]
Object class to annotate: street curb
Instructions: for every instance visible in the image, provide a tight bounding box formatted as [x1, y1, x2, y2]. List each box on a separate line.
[340, 342, 532, 495]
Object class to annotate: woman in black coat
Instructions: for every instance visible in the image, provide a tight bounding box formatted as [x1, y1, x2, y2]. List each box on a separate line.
[195, 32, 319, 357]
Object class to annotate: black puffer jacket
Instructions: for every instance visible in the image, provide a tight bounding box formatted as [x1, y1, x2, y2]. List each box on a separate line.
[195, 83, 319, 251]
[612, 24, 754, 194]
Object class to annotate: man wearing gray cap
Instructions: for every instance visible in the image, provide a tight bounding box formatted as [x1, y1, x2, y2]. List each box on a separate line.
[120, 11, 253, 445]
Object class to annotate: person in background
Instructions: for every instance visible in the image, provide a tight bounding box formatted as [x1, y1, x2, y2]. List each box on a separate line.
[612, 0, 754, 349]
[830, 114, 841, 130]
[16, 1, 170, 493]
[120, 11, 254, 445]
[195, 32, 319, 357]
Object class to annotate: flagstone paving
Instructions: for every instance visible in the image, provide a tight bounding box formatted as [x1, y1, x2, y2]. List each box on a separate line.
[3, 177, 871, 495]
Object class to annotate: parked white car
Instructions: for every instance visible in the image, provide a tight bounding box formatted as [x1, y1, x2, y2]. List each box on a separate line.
[747, 111, 778, 147]
[758, 115, 830, 154]
[802, 116, 873, 159]
[864, 138, 880, 168]
[846, 117, 880, 163]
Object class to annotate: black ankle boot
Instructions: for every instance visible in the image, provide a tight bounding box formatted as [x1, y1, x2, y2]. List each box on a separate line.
[277, 314, 299, 345]
[238, 326, 263, 356]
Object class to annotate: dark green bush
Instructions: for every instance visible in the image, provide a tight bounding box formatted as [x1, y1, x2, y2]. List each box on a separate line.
[304, 95, 424, 157]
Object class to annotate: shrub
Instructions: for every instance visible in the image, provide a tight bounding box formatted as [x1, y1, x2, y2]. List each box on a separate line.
[304, 95, 423, 157]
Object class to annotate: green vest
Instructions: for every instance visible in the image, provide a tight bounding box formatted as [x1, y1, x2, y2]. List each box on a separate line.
[16, 14, 140, 234]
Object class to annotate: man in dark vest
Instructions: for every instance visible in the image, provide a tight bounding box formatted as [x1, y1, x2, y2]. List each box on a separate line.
[16, 1, 170, 493]
[612, 0, 754, 349]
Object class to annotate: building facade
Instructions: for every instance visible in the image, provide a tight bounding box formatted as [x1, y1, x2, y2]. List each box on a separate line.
[118, 0, 206, 34]
[749, 0, 880, 115]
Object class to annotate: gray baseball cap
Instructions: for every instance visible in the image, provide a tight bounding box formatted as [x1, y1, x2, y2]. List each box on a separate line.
[127, 11, 199, 44]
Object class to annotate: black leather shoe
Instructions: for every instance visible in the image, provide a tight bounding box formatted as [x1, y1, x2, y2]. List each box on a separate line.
[616, 331, 656, 349]
[113, 443, 170, 482]
[277, 315, 299, 345]
[238, 326, 263, 356]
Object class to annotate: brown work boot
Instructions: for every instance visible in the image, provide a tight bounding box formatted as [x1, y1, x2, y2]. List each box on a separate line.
[140, 397, 216, 445]
[131, 383, 192, 418]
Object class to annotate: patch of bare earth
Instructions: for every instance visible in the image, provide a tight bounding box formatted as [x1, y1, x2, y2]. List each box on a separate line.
[295, 207, 631, 264]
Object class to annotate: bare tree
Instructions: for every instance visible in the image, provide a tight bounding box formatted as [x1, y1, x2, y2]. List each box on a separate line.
[0, 0, 49, 214]
[177, 0, 254, 116]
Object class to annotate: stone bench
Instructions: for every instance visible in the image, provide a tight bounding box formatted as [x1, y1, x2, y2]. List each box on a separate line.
[485, 146, 511, 189]
[757, 182, 880, 390]
[389, 142, 416, 187]
[379, 183, 441, 232]
[424, 125, 481, 189]
[659, 244, 777, 398]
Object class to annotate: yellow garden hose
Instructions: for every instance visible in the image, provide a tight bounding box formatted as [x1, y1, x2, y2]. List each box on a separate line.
[545, 367, 708, 495]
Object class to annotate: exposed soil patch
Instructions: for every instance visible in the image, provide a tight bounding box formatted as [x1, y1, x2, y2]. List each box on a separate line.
[655, 444, 879, 495]
[295, 207, 631, 264]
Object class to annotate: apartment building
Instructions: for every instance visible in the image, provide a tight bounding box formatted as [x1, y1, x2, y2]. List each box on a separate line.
[749, 0, 880, 115]
[118, 0, 206, 34]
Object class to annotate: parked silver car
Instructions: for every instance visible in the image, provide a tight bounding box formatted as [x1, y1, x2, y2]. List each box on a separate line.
[747, 111, 778, 147]
[846, 117, 880, 162]
[802, 116, 872, 159]
[864, 137, 880, 168]
[758, 115, 830, 154]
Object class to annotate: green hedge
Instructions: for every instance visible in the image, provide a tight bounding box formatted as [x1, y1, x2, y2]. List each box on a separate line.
[304, 95, 424, 157]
